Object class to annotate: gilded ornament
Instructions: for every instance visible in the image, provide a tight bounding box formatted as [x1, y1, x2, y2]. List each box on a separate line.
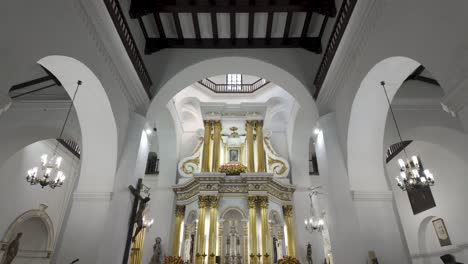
[247, 196, 257, 208]
[175, 205, 185, 217]
[209, 196, 220, 208]
[181, 156, 200, 174]
[198, 196, 208, 208]
[283, 205, 294, 217]
[268, 158, 287, 175]
[259, 196, 269, 208]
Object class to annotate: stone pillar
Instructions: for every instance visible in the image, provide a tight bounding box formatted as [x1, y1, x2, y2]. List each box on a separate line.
[243, 220, 249, 264]
[202, 121, 212, 172]
[283, 205, 295, 257]
[183, 225, 191, 262]
[255, 121, 267, 172]
[197, 196, 208, 264]
[259, 196, 271, 264]
[246, 121, 255, 172]
[212, 121, 222, 172]
[172, 205, 186, 256]
[208, 196, 219, 264]
[248, 196, 258, 264]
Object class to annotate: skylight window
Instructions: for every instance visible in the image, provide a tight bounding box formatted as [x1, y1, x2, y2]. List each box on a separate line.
[226, 74, 242, 91]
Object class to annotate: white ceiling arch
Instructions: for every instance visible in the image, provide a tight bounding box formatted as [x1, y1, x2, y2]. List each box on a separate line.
[147, 56, 319, 185]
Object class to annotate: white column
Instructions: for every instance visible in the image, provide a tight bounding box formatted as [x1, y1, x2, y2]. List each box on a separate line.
[55, 112, 149, 263]
[314, 112, 365, 264]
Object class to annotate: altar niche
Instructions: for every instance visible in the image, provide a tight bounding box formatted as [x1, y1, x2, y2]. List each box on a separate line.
[219, 209, 247, 264]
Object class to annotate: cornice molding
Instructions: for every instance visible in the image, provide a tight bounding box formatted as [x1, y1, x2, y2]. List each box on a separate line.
[73, 191, 113, 201]
[352, 190, 393, 201]
[317, 0, 385, 109]
[411, 242, 468, 259]
[73, 0, 150, 113]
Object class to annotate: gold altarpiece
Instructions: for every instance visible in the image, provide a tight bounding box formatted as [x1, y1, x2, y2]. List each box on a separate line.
[171, 174, 296, 264]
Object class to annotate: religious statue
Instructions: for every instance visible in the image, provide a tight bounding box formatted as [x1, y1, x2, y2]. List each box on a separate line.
[149, 237, 162, 264]
[276, 240, 283, 261]
[272, 237, 278, 263]
[1, 233, 22, 264]
[367, 251, 378, 264]
[129, 184, 151, 242]
[306, 243, 313, 264]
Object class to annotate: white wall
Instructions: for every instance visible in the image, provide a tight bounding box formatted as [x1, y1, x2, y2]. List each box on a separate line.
[0, 140, 80, 257]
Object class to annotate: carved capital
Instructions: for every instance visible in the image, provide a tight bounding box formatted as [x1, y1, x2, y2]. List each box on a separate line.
[198, 196, 208, 208]
[283, 205, 294, 217]
[175, 205, 186, 217]
[209, 196, 220, 208]
[258, 196, 269, 209]
[247, 196, 257, 209]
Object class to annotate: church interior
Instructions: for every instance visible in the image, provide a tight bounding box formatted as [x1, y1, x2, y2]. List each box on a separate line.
[1, 1, 468, 264]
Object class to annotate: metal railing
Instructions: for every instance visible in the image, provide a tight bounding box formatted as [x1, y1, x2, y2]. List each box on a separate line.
[386, 140, 413, 163]
[57, 139, 81, 159]
[198, 78, 269, 93]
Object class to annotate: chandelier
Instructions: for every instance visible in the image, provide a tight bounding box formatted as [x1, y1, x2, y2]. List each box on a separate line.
[381, 81, 435, 191]
[26, 80, 82, 189]
[304, 189, 324, 233]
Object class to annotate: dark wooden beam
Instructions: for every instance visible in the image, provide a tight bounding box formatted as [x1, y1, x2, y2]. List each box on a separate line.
[283, 11, 293, 40]
[318, 15, 329, 39]
[172, 12, 184, 39]
[266, 12, 273, 41]
[137, 17, 149, 40]
[153, 13, 166, 39]
[301, 12, 312, 38]
[211, 12, 218, 40]
[10, 75, 55, 92]
[146, 37, 321, 52]
[248, 12, 254, 42]
[192, 12, 201, 40]
[134, 4, 336, 14]
[406, 66, 439, 85]
[230, 12, 236, 41]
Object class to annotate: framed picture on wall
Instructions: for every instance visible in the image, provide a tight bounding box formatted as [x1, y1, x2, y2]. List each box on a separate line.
[407, 186, 436, 214]
[432, 218, 452, 247]
[229, 148, 239, 162]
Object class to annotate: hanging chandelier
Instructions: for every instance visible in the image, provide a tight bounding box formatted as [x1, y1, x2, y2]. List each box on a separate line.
[380, 81, 435, 191]
[304, 190, 324, 233]
[26, 80, 82, 189]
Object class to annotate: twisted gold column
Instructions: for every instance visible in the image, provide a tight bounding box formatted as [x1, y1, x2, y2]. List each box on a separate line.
[208, 196, 219, 264]
[259, 197, 271, 264]
[248, 196, 258, 264]
[256, 121, 267, 172]
[172, 205, 186, 256]
[246, 121, 255, 172]
[197, 196, 208, 264]
[283, 205, 296, 257]
[202, 121, 212, 172]
[212, 121, 222, 172]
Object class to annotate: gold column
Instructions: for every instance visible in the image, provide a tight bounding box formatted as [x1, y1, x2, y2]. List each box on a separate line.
[283, 205, 296, 257]
[208, 196, 219, 264]
[130, 227, 146, 264]
[202, 121, 212, 172]
[248, 196, 258, 264]
[172, 205, 186, 256]
[212, 121, 222, 172]
[197, 196, 208, 264]
[245, 121, 256, 172]
[255, 121, 267, 172]
[259, 197, 271, 264]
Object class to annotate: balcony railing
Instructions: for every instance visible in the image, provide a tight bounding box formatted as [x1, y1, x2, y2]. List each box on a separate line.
[57, 139, 81, 159]
[198, 78, 269, 93]
[386, 140, 413, 163]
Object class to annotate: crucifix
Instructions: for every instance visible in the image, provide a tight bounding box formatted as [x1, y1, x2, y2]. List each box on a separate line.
[122, 178, 151, 264]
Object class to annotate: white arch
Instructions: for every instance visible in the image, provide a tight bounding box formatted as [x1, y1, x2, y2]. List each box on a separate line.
[220, 207, 247, 220]
[37, 55, 118, 192]
[347, 56, 421, 191]
[147, 56, 319, 185]
[2, 208, 54, 252]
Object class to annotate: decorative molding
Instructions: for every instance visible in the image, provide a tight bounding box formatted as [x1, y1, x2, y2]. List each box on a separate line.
[352, 190, 393, 201]
[316, 0, 385, 107]
[411, 242, 468, 259]
[263, 135, 290, 178]
[73, 191, 113, 201]
[72, 0, 150, 113]
[178, 134, 204, 178]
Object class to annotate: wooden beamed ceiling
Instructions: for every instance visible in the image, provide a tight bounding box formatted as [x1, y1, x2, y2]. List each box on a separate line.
[128, 0, 336, 54]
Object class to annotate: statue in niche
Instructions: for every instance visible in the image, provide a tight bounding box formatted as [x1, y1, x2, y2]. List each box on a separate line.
[276, 240, 283, 261]
[367, 251, 378, 264]
[272, 237, 278, 263]
[306, 243, 313, 264]
[149, 237, 162, 264]
[1, 233, 22, 264]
